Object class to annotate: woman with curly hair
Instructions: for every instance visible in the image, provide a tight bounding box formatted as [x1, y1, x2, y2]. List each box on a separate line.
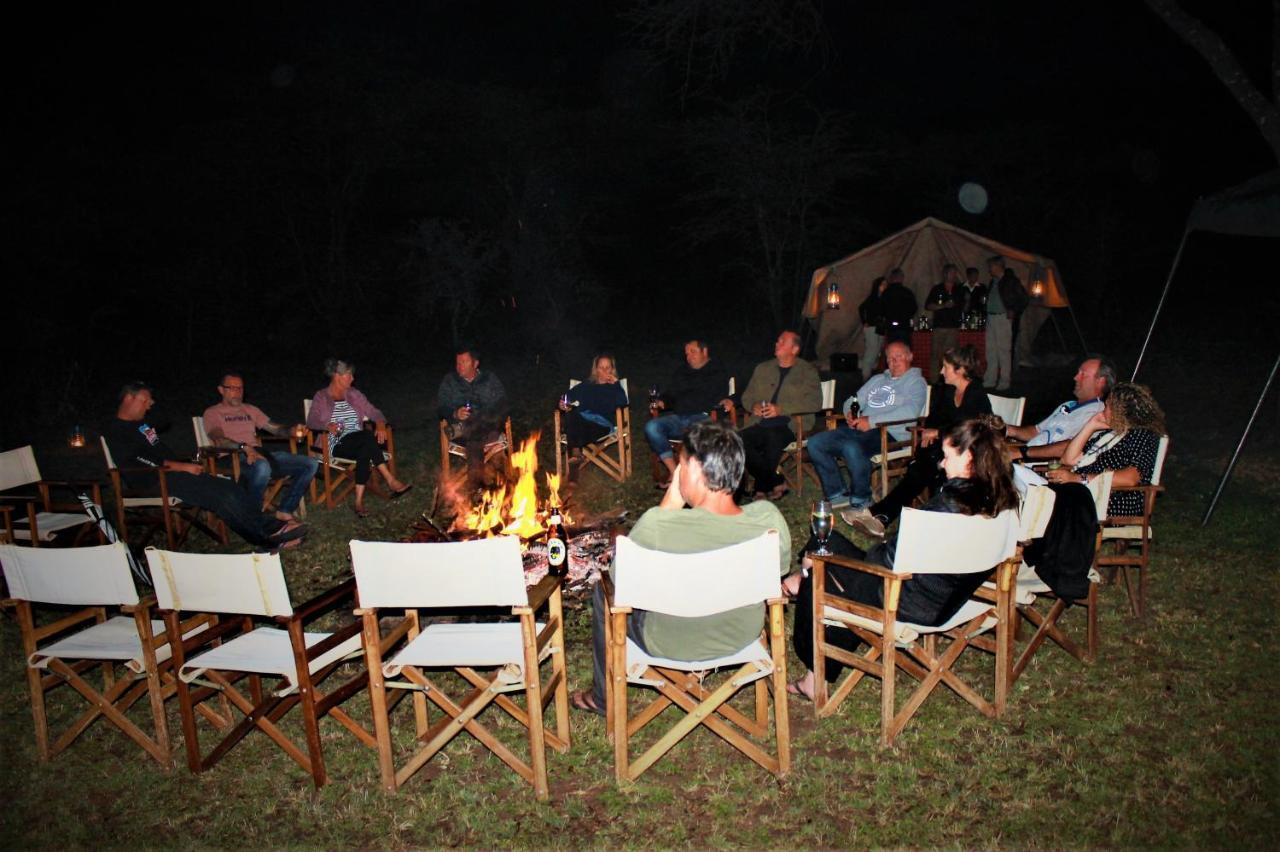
[786, 415, 1019, 700]
[1045, 381, 1166, 517]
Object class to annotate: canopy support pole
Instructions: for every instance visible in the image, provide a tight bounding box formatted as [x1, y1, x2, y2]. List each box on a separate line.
[1202, 351, 1280, 526]
[1132, 227, 1190, 381]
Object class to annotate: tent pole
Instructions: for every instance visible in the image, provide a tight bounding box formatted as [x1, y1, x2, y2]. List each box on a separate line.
[1132, 227, 1190, 381]
[1202, 351, 1280, 526]
[1065, 303, 1089, 352]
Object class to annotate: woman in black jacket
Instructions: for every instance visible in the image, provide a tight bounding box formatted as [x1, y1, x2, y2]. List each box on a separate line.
[786, 415, 1019, 699]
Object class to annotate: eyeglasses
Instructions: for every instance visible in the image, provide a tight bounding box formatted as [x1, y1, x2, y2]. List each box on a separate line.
[220, 385, 245, 391]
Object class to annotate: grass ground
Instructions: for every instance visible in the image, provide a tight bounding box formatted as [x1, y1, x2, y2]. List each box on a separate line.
[1, 355, 1277, 848]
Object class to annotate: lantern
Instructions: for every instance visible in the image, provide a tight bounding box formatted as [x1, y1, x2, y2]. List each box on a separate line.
[826, 279, 841, 310]
[68, 425, 86, 448]
[1030, 279, 1045, 298]
[292, 423, 309, 441]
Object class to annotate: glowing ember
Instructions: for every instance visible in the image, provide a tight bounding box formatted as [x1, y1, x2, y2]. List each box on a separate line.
[452, 432, 572, 538]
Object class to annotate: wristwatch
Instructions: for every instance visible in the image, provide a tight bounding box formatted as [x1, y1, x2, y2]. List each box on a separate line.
[1019, 445, 1029, 461]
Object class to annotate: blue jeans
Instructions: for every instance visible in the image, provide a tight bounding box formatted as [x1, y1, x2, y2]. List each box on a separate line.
[806, 426, 883, 504]
[643, 412, 710, 459]
[240, 451, 319, 514]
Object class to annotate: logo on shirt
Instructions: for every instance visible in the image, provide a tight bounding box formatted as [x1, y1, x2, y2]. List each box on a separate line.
[138, 423, 159, 445]
[865, 383, 898, 410]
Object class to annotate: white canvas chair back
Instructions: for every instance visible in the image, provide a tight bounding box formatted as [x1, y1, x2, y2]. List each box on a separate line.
[0, 445, 41, 492]
[100, 436, 119, 471]
[192, 416, 212, 447]
[1018, 485, 1057, 541]
[146, 548, 293, 617]
[1086, 471, 1114, 521]
[819, 379, 836, 410]
[921, 384, 933, 418]
[613, 532, 780, 616]
[988, 394, 1026, 427]
[1150, 435, 1170, 487]
[894, 508, 1018, 575]
[0, 542, 139, 606]
[728, 376, 736, 397]
[349, 536, 528, 609]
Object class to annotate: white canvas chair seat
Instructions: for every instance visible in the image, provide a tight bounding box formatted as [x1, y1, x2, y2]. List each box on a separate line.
[605, 532, 790, 783]
[624, 636, 774, 686]
[1102, 525, 1153, 541]
[823, 596, 999, 645]
[29, 616, 207, 673]
[178, 626, 363, 696]
[12, 511, 94, 542]
[384, 622, 550, 682]
[121, 495, 183, 508]
[349, 536, 570, 800]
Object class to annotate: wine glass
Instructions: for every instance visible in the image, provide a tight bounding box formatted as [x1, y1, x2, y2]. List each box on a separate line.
[558, 392, 571, 411]
[647, 386, 660, 412]
[810, 500, 834, 556]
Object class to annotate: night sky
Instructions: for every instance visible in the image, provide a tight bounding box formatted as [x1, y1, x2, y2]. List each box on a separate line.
[8, 1, 1276, 442]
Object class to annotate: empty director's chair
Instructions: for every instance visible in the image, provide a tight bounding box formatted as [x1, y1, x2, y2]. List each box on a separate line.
[810, 508, 1019, 745]
[147, 548, 376, 788]
[350, 536, 570, 800]
[604, 532, 789, 782]
[0, 543, 211, 767]
[0, 445, 105, 547]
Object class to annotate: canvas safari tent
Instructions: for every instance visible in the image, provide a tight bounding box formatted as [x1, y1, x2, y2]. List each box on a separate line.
[803, 217, 1084, 369]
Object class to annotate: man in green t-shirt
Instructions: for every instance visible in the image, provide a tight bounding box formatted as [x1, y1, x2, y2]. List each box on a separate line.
[571, 421, 791, 715]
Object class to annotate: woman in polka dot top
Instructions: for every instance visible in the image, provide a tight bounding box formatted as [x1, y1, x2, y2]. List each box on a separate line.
[1045, 382, 1166, 517]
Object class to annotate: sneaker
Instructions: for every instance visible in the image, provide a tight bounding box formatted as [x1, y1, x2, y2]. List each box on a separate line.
[841, 507, 886, 538]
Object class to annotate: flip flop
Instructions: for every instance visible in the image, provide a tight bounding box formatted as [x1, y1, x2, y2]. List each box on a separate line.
[353, 506, 370, 519]
[786, 679, 814, 702]
[570, 689, 605, 717]
[390, 484, 414, 500]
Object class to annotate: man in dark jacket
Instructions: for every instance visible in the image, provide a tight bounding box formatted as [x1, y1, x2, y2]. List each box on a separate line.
[644, 338, 732, 482]
[983, 256, 1028, 391]
[436, 345, 509, 484]
[880, 267, 918, 345]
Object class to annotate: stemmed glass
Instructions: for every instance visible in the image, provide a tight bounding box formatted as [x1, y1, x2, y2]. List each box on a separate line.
[647, 386, 661, 412]
[810, 500, 833, 556]
[558, 392, 571, 412]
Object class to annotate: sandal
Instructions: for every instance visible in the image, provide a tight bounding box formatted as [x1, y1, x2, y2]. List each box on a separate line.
[353, 505, 369, 519]
[570, 689, 605, 717]
[786, 679, 814, 702]
[390, 484, 414, 500]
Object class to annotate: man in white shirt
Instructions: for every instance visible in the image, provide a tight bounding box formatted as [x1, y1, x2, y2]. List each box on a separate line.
[1006, 355, 1115, 463]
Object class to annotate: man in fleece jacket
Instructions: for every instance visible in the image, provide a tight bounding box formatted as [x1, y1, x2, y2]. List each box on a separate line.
[805, 340, 927, 510]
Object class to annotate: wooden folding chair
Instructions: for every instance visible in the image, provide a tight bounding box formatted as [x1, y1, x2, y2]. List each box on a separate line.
[554, 379, 632, 483]
[810, 508, 1019, 745]
[147, 547, 376, 788]
[100, 438, 226, 550]
[869, 384, 933, 500]
[0, 445, 105, 547]
[777, 379, 837, 497]
[349, 536, 570, 800]
[1095, 435, 1169, 617]
[439, 416, 513, 480]
[1010, 476, 1112, 682]
[604, 532, 790, 782]
[302, 399, 397, 509]
[987, 393, 1027, 427]
[0, 542, 211, 767]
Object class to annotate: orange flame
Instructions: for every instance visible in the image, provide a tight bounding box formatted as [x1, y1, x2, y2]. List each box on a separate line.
[455, 431, 572, 538]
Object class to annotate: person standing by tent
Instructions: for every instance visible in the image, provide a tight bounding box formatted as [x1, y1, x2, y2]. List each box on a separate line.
[925, 264, 964, 378]
[983, 256, 1028, 391]
[881, 268, 918, 346]
[961, 266, 987, 317]
[858, 276, 888, 380]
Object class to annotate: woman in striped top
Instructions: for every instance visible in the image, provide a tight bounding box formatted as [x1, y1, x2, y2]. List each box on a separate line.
[306, 358, 412, 517]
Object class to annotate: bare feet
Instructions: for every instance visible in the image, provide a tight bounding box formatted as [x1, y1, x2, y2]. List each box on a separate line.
[786, 671, 816, 702]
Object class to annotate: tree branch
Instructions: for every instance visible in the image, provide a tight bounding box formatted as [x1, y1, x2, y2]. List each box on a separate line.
[1144, 0, 1280, 162]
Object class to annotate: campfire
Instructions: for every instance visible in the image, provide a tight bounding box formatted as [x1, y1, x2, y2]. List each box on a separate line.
[409, 431, 621, 591]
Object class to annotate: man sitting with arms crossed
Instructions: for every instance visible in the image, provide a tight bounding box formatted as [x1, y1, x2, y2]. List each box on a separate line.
[570, 421, 791, 715]
[202, 372, 319, 523]
[1005, 355, 1115, 464]
[104, 381, 307, 550]
[644, 337, 732, 486]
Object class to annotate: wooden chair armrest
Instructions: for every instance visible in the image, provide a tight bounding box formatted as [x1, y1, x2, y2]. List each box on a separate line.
[517, 574, 561, 614]
[121, 594, 159, 613]
[281, 577, 357, 624]
[166, 614, 242, 655]
[303, 617, 363, 661]
[811, 553, 912, 581]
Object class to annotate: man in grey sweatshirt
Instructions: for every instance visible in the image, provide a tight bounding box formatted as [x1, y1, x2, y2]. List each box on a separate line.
[805, 341, 927, 508]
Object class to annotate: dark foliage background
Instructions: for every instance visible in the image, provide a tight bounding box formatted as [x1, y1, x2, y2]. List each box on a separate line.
[6, 0, 1277, 449]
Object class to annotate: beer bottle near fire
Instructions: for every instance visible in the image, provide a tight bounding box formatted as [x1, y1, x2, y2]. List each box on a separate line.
[546, 509, 567, 578]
